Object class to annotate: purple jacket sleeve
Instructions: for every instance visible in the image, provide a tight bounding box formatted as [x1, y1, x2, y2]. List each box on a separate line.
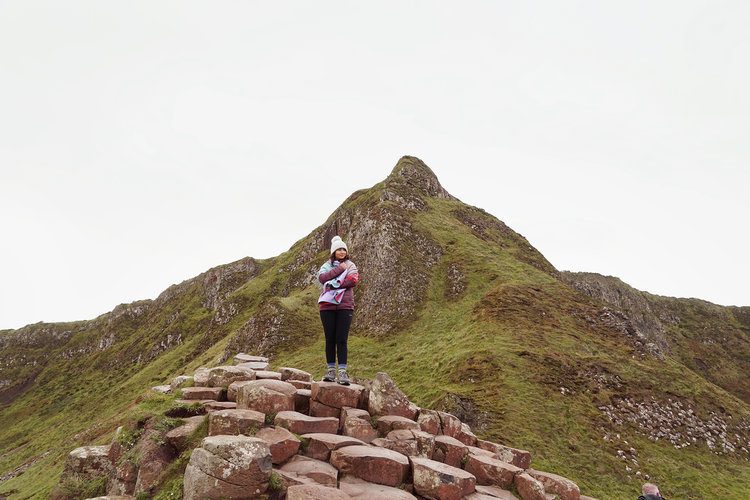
[340, 273, 360, 289]
[318, 265, 346, 284]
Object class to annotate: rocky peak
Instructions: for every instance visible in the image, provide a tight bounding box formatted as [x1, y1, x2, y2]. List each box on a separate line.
[383, 156, 457, 202]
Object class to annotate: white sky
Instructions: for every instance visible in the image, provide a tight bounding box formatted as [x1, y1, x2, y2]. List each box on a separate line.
[1, 1, 748, 330]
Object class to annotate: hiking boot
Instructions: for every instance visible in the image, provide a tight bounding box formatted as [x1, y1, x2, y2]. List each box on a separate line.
[338, 369, 350, 386]
[322, 367, 336, 382]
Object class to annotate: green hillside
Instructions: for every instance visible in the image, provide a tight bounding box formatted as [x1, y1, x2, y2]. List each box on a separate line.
[1, 157, 748, 499]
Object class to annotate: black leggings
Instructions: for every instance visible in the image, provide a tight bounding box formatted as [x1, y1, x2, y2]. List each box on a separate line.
[319, 309, 353, 366]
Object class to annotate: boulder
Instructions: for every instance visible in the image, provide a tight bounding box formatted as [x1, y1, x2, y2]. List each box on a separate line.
[417, 409, 441, 435]
[310, 400, 342, 418]
[134, 422, 176, 493]
[476, 485, 520, 499]
[514, 472, 547, 500]
[477, 440, 532, 469]
[526, 469, 580, 500]
[367, 372, 419, 419]
[301, 433, 365, 461]
[170, 375, 193, 391]
[456, 422, 478, 446]
[280, 367, 313, 382]
[180, 387, 222, 401]
[151, 385, 171, 394]
[193, 367, 210, 386]
[340, 408, 378, 443]
[437, 411, 462, 438]
[311, 381, 366, 409]
[330, 445, 410, 487]
[255, 426, 300, 464]
[464, 454, 522, 488]
[433, 435, 468, 467]
[279, 455, 338, 486]
[255, 370, 283, 380]
[289, 379, 313, 390]
[227, 380, 254, 402]
[206, 365, 255, 388]
[237, 379, 297, 414]
[339, 475, 418, 499]
[183, 435, 272, 499]
[286, 484, 352, 500]
[208, 409, 264, 436]
[384, 429, 435, 458]
[376, 415, 420, 436]
[203, 401, 236, 412]
[275, 411, 339, 435]
[410, 456, 476, 500]
[64, 445, 113, 476]
[165, 415, 206, 452]
[237, 360, 271, 371]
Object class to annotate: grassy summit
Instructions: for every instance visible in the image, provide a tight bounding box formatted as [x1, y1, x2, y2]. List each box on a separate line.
[1, 156, 748, 498]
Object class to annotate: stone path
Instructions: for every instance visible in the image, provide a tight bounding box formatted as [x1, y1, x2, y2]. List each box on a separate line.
[60, 352, 597, 500]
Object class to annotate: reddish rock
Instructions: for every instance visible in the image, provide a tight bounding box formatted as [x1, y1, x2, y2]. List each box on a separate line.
[301, 433, 365, 461]
[310, 399, 342, 418]
[433, 435, 468, 468]
[376, 415, 420, 435]
[256, 426, 301, 464]
[227, 380, 255, 402]
[477, 440, 533, 469]
[330, 445, 410, 487]
[208, 409, 265, 436]
[367, 372, 419, 419]
[255, 370, 283, 380]
[166, 415, 206, 452]
[526, 469, 580, 500]
[273, 468, 317, 491]
[180, 387, 222, 401]
[456, 422, 478, 446]
[438, 411, 462, 438]
[289, 379, 313, 390]
[476, 485, 520, 499]
[63, 445, 113, 476]
[237, 360, 270, 371]
[203, 401, 236, 412]
[280, 367, 313, 382]
[183, 435, 272, 499]
[410, 456, 476, 500]
[467, 445, 495, 458]
[311, 381, 366, 409]
[341, 408, 378, 443]
[385, 429, 434, 458]
[234, 353, 269, 364]
[372, 436, 418, 457]
[279, 455, 338, 486]
[514, 472, 547, 500]
[465, 454, 522, 488]
[339, 475, 418, 499]
[295, 389, 311, 414]
[237, 379, 297, 414]
[206, 365, 255, 388]
[286, 484, 352, 500]
[134, 423, 176, 493]
[417, 409, 441, 435]
[275, 411, 339, 435]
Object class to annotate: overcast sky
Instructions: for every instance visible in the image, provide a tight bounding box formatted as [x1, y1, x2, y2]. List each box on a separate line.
[1, 1, 748, 330]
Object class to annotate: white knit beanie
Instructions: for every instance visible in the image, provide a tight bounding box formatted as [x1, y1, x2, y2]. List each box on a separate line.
[330, 235, 348, 255]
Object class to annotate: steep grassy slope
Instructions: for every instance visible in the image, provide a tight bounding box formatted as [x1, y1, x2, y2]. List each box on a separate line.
[1, 157, 748, 499]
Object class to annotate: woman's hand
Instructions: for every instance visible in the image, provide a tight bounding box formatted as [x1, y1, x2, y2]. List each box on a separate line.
[339, 261, 353, 269]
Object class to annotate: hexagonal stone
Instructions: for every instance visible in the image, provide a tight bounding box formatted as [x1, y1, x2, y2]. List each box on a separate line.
[255, 426, 300, 464]
[280, 367, 313, 382]
[384, 429, 435, 458]
[208, 409, 264, 436]
[330, 445, 410, 487]
[526, 469, 580, 500]
[203, 401, 236, 412]
[376, 415, 420, 436]
[417, 409, 441, 435]
[295, 389, 311, 414]
[465, 454, 523, 488]
[339, 475, 418, 499]
[456, 422, 478, 446]
[310, 400, 342, 418]
[64, 445, 112, 476]
[311, 381, 365, 409]
[273, 468, 317, 491]
[183, 435, 272, 499]
[367, 372, 419, 419]
[514, 472, 546, 500]
[236, 360, 270, 371]
[166, 415, 206, 451]
[301, 433, 365, 461]
[340, 408, 377, 443]
[237, 379, 297, 414]
[180, 387, 222, 401]
[193, 367, 210, 386]
[411, 456, 476, 500]
[467, 445, 495, 458]
[279, 455, 338, 486]
[206, 365, 255, 388]
[476, 485, 520, 499]
[477, 440, 533, 469]
[286, 484, 352, 500]
[274, 411, 339, 435]
[433, 435, 468, 468]
[437, 411, 462, 438]
[234, 353, 269, 364]
[255, 370, 282, 380]
[227, 380, 254, 402]
[289, 379, 313, 390]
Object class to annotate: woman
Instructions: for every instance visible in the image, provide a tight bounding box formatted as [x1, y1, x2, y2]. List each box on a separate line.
[317, 235, 360, 385]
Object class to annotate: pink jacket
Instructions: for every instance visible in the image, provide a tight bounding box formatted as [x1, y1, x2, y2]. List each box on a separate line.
[317, 261, 360, 311]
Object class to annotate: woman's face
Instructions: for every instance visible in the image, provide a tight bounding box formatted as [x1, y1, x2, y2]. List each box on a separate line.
[334, 248, 347, 260]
